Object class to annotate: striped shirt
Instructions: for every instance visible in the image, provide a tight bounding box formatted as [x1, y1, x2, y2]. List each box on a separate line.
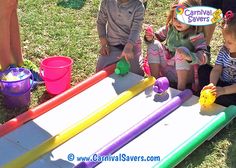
[215, 46, 236, 84]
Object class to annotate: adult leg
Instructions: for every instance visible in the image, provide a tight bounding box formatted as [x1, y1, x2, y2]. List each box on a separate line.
[203, 25, 216, 46]
[0, 0, 15, 70]
[10, 0, 23, 66]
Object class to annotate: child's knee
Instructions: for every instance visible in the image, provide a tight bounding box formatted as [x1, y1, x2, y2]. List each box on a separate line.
[175, 60, 191, 70]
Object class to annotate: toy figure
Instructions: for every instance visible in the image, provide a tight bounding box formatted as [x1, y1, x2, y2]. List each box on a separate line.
[115, 57, 130, 76]
[153, 77, 169, 94]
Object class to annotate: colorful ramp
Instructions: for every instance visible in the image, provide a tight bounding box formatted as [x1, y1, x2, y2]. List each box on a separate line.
[2, 76, 155, 168]
[0, 72, 235, 168]
[0, 64, 116, 137]
[155, 105, 236, 168]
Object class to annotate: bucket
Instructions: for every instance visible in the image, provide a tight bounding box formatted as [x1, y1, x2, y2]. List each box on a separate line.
[40, 56, 73, 95]
[0, 68, 32, 108]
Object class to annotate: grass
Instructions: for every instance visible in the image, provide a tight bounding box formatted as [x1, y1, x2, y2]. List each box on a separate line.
[0, 0, 235, 167]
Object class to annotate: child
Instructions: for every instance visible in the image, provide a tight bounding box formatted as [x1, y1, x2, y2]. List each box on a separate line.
[96, 0, 145, 75]
[144, 0, 208, 91]
[198, 11, 236, 107]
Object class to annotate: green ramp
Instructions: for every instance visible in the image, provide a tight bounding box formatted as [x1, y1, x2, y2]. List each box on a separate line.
[154, 105, 236, 168]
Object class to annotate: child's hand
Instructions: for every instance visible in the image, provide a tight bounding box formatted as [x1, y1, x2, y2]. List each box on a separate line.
[203, 85, 225, 97]
[202, 83, 216, 91]
[99, 37, 109, 56]
[175, 47, 192, 61]
[144, 25, 154, 42]
[99, 45, 110, 56]
[201, 83, 216, 96]
[199, 83, 217, 106]
[119, 43, 134, 61]
[215, 86, 225, 97]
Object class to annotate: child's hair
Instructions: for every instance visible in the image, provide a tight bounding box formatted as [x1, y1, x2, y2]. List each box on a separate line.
[222, 11, 236, 38]
[166, 0, 202, 33]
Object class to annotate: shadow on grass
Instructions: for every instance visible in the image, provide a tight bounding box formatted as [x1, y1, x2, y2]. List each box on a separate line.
[37, 91, 55, 104]
[0, 89, 54, 124]
[57, 0, 86, 10]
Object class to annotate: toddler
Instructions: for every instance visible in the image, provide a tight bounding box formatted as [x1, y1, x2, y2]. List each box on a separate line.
[145, 0, 208, 90]
[199, 11, 236, 107]
[96, 0, 145, 75]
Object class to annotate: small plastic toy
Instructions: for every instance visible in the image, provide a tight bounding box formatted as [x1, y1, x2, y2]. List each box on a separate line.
[1, 70, 26, 81]
[199, 89, 216, 107]
[1, 72, 19, 81]
[153, 77, 169, 94]
[115, 57, 130, 75]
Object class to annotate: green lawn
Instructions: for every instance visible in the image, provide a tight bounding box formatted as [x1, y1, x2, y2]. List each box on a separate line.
[0, 0, 235, 167]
